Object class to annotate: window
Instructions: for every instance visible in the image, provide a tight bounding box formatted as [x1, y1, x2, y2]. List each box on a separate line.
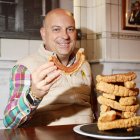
[0, 0, 59, 39]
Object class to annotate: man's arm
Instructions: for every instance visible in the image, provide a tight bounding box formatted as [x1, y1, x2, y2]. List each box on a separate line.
[3, 65, 41, 128]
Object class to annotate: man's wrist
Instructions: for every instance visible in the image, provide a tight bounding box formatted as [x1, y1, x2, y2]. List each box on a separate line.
[26, 91, 42, 106]
[30, 90, 42, 100]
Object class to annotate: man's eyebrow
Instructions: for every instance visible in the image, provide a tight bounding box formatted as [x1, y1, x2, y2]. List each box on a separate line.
[50, 26, 76, 31]
[67, 26, 75, 28]
[51, 25, 61, 28]
[51, 25, 75, 28]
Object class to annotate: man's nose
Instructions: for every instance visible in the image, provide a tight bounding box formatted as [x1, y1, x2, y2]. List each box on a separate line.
[61, 30, 69, 39]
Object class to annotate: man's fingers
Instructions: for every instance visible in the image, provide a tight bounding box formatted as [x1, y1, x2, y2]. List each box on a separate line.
[42, 75, 61, 91]
[36, 62, 55, 73]
[38, 65, 58, 80]
[36, 70, 61, 88]
[44, 70, 61, 85]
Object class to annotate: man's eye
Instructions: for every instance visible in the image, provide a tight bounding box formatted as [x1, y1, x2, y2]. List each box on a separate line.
[52, 28, 60, 32]
[67, 28, 75, 32]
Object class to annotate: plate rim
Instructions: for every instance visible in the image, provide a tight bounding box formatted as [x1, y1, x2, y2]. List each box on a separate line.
[73, 123, 140, 140]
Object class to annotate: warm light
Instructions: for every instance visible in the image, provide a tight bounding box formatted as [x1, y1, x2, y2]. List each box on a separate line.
[126, 13, 128, 18]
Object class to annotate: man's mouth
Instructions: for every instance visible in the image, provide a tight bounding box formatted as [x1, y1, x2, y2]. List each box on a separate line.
[58, 43, 70, 47]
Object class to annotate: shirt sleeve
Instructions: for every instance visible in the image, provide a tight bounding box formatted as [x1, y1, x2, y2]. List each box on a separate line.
[3, 65, 37, 128]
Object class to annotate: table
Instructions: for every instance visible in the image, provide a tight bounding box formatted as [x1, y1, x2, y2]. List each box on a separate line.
[0, 125, 99, 140]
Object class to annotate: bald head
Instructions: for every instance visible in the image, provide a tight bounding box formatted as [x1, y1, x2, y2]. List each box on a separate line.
[43, 8, 75, 27]
[47, 8, 73, 17]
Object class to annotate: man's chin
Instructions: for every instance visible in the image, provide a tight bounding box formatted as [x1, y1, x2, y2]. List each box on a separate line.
[58, 48, 71, 54]
[57, 51, 71, 58]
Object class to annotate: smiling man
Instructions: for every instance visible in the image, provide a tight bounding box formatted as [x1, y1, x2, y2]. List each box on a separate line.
[3, 8, 96, 128]
[41, 9, 77, 64]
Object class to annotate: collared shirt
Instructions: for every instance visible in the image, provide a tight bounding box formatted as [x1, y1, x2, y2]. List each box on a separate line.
[3, 65, 40, 128]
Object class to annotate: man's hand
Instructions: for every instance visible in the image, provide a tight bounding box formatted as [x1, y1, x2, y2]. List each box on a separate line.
[31, 62, 61, 99]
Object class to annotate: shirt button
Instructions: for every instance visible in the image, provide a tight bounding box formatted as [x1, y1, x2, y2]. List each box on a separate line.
[26, 109, 30, 113]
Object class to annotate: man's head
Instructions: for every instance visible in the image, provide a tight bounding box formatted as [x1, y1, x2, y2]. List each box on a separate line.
[40, 8, 77, 60]
[134, 1, 140, 10]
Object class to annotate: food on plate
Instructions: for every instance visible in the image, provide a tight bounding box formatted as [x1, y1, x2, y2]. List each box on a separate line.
[98, 116, 140, 131]
[103, 93, 116, 100]
[100, 104, 111, 113]
[96, 72, 140, 131]
[119, 96, 137, 106]
[98, 110, 116, 122]
[98, 96, 139, 112]
[49, 48, 85, 74]
[96, 81, 139, 97]
[96, 72, 137, 83]
[124, 81, 136, 89]
[116, 111, 136, 119]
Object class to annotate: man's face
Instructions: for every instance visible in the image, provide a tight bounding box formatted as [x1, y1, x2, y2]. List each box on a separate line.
[41, 13, 77, 58]
[135, 2, 140, 10]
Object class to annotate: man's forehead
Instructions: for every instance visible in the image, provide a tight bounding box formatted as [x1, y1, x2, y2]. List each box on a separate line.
[50, 25, 75, 29]
[46, 16, 75, 27]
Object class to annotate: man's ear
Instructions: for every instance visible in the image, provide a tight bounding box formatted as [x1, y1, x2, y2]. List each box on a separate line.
[40, 27, 46, 42]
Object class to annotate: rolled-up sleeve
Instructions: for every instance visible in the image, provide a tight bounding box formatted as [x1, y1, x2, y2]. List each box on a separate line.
[3, 65, 35, 128]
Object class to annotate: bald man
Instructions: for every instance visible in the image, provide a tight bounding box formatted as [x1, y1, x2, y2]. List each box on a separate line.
[3, 8, 95, 128]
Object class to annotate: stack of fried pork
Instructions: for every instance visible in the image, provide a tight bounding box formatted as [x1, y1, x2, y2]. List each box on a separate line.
[96, 72, 140, 131]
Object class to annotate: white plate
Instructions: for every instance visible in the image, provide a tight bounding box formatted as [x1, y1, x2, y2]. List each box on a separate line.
[73, 123, 140, 140]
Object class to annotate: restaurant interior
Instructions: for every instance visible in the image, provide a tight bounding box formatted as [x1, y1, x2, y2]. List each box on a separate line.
[0, 0, 140, 139]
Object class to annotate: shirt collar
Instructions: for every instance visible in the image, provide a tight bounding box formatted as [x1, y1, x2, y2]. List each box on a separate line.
[38, 43, 77, 67]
